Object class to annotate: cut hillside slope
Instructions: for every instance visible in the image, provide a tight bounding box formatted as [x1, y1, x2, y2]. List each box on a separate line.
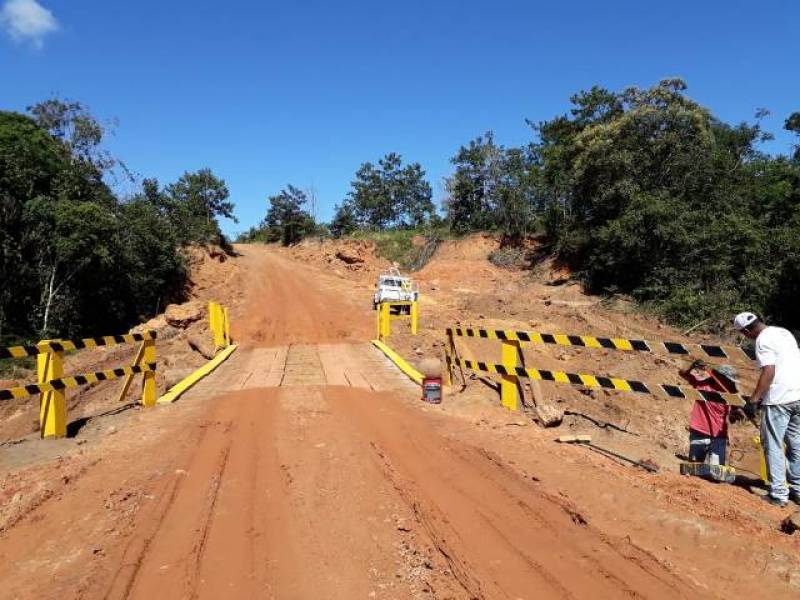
[279, 234, 764, 478]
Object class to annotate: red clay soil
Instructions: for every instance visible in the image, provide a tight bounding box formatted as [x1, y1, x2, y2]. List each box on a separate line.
[1, 243, 798, 599]
[232, 245, 374, 347]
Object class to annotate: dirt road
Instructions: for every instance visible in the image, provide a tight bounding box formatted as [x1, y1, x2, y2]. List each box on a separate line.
[1, 246, 796, 598]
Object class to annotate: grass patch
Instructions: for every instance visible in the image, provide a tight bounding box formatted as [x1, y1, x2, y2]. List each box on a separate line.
[349, 228, 452, 270]
[0, 334, 36, 380]
[0, 357, 35, 380]
[0, 356, 35, 381]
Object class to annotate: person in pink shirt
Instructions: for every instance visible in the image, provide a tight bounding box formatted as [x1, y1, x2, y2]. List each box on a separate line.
[679, 360, 738, 465]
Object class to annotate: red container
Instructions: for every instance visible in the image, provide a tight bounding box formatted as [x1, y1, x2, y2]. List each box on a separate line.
[422, 376, 442, 404]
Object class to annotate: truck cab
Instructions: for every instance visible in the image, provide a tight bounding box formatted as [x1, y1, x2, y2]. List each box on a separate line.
[373, 269, 419, 310]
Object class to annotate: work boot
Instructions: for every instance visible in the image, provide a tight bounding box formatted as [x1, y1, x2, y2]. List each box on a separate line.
[789, 492, 800, 507]
[763, 495, 789, 508]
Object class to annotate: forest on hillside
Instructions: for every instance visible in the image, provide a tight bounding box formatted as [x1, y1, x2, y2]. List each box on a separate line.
[0, 99, 235, 344]
[3, 79, 799, 343]
[245, 80, 800, 331]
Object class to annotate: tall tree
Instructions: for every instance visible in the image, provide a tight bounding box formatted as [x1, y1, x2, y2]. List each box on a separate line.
[787, 112, 800, 161]
[445, 132, 503, 233]
[330, 201, 358, 238]
[0, 103, 194, 340]
[166, 168, 236, 244]
[265, 185, 316, 246]
[445, 132, 537, 239]
[345, 153, 434, 229]
[530, 79, 800, 328]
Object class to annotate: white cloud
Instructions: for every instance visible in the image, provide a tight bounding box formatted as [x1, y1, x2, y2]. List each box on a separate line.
[1, 0, 59, 48]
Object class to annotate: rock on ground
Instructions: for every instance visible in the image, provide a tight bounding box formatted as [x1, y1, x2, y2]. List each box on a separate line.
[165, 301, 206, 329]
[186, 330, 216, 360]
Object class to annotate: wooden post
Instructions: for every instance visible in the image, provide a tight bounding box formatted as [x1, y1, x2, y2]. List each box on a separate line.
[444, 331, 454, 385]
[38, 341, 66, 438]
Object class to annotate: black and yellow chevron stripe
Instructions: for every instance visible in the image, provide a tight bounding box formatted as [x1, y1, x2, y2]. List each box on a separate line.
[446, 327, 755, 362]
[0, 331, 157, 360]
[0, 362, 157, 401]
[446, 355, 745, 406]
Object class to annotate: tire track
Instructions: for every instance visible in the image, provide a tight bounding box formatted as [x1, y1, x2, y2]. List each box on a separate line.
[330, 387, 699, 599]
[187, 444, 231, 599]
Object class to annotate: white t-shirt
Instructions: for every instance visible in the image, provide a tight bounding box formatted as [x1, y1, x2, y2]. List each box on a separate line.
[755, 326, 800, 405]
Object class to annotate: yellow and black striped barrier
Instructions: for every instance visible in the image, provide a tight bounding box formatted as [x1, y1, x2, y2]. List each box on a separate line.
[1, 330, 158, 439]
[446, 327, 755, 362]
[0, 363, 157, 401]
[0, 331, 157, 360]
[445, 355, 745, 407]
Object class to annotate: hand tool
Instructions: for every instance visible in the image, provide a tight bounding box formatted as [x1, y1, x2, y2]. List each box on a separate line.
[557, 434, 659, 473]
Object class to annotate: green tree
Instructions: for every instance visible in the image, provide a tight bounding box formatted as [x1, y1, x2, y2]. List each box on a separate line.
[445, 132, 538, 239]
[346, 153, 434, 229]
[330, 201, 358, 237]
[265, 185, 316, 246]
[0, 112, 70, 337]
[530, 79, 800, 328]
[166, 168, 236, 244]
[445, 132, 504, 232]
[787, 112, 800, 160]
[0, 104, 190, 341]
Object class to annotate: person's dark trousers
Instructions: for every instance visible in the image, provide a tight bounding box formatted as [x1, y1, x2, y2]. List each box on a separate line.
[689, 429, 727, 464]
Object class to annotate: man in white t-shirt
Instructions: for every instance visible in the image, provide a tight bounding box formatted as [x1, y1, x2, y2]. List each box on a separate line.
[735, 312, 800, 507]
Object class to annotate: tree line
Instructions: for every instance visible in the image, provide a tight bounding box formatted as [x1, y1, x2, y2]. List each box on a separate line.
[246, 79, 800, 330]
[0, 99, 235, 343]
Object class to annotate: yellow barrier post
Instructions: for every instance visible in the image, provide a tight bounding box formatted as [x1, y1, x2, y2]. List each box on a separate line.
[38, 340, 66, 438]
[410, 301, 419, 335]
[223, 307, 231, 347]
[379, 303, 390, 340]
[500, 340, 519, 411]
[141, 337, 156, 407]
[208, 301, 219, 349]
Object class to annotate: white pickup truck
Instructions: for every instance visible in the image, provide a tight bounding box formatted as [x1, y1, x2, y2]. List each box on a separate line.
[373, 269, 419, 311]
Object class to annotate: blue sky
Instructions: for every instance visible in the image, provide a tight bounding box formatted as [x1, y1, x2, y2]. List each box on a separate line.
[2, 0, 798, 237]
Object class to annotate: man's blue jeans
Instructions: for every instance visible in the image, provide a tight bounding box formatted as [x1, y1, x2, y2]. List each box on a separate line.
[689, 430, 727, 464]
[761, 401, 800, 501]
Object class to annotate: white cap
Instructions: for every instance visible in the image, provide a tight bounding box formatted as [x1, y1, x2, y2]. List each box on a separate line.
[733, 312, 758, 331]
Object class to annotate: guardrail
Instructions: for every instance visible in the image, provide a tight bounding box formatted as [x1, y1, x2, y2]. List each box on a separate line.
[376, 300, 418, 341]
[444, 326, 749, 412]
[0, 331, 157, 438]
